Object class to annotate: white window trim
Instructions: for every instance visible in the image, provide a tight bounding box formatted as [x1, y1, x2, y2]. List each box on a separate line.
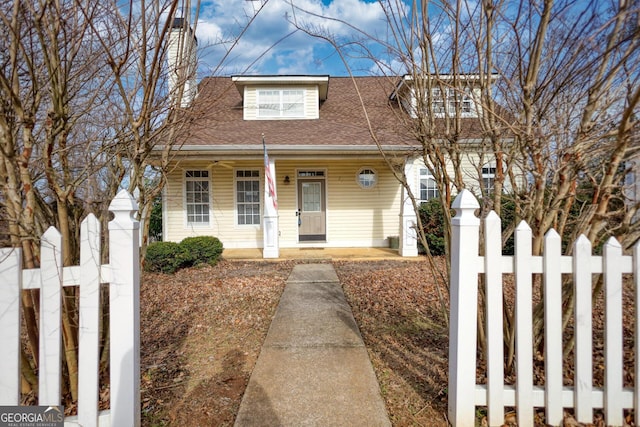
[234, 169, 262, 228]
[183, 169, 212, 227]
[257, 88, 306, 119]
[356, 167, 378, 189]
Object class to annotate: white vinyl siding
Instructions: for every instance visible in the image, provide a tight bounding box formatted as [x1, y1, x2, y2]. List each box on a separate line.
[236, 170, 261, 225]
[184, 170, 210, 225]
[165, 160, 406, 249]
[164, 162, 266, 246]
[243, 85, 319, 120]
[275, 160, 401, 247]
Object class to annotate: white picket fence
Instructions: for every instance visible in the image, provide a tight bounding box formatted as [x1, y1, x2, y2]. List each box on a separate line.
[0, 190, 141, 427]
[448, 189, 640, 427]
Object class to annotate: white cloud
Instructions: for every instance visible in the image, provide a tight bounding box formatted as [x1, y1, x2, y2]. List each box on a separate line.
[190, 0, 389, 76]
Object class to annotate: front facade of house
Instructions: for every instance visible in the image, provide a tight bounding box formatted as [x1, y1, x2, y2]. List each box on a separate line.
[162, 157, 403, 250]
[159, 20, 507, 258]
[160, 73, 504, 258]
[161, 75, 414, 257]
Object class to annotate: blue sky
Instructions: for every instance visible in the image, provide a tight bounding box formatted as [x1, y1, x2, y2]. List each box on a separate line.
[193, 0, 390, 77]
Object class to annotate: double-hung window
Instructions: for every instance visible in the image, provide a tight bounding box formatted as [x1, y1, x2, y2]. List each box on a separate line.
[420, 168, 439, 202]
[258, 89, 305, 118]
[429, 87, 476, 117]
[185, 170, 210, 225]
[236, 170, 261, 225]
[482, 165, 496, 194]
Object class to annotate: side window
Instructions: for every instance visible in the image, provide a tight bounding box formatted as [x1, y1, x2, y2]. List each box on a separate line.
[185, 170, 210, 225]
[482, 164, 496, 194]
[420, 168, 439, 202]
[236, 170, 261, 225]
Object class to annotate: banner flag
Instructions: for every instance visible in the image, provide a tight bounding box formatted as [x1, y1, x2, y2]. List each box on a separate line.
[263, 134, 278, 209]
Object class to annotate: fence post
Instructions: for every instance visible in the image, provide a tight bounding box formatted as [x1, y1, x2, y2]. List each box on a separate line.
[0, 248, 22, 405]
[109, 190, 141, 427]
[448, 189, 480, 427]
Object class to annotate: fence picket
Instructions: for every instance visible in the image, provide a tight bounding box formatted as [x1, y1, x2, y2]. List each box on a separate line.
[448, 194, 637, 427]
[0, 192, 139, 426]
[514, 221, 534, 425]
[604, 237, 624, 426]
[78, 214, 102, 426]
[573, 235, 594, 421]
[484, 211, 505, 426]
[0, 248, 22, 405]
[39, 227, 63, 406]
[543, 229, 563, 425]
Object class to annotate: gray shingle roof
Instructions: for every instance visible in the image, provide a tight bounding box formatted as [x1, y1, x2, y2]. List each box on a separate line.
[173, 75, 492, 153]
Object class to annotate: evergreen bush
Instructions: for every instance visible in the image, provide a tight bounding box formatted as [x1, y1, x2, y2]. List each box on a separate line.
[417, 198, 447, 256]
[179, 236, 224, 266]
[144, 241, 191, 274]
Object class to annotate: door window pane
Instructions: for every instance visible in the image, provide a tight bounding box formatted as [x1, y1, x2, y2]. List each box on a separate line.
[302, 182, 321, 212]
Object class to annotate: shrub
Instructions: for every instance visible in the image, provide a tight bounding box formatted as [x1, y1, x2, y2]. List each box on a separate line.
[144, 241, 191, 274]
[418, 195, 518, 256]
[148, 196, 163, 242]
[179, 236, 224, 266]
[417, 198, 447, 256]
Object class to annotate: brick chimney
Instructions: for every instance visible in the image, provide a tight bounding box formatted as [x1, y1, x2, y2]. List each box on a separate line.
[167, 17, 197, 107]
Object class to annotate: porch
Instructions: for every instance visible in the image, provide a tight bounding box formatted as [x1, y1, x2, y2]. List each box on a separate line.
[222, 247, 418, 261]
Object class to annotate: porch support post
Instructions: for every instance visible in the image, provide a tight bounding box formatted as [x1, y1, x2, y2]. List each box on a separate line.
[399, 158, 418, 257]
[263, 158, 279, 258]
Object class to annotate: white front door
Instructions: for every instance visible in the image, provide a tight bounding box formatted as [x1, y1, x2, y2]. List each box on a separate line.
[298, 178, 326, 241]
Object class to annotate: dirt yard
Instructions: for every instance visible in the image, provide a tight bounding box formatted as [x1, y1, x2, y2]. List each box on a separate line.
[139, 258, 636, 426]
[140, 258, 450, 426]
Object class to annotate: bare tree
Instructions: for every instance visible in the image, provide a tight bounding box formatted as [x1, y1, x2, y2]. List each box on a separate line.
[288, 0, 640, 367]
[0, 0, 273, 408]
[0, 0, 121, 400]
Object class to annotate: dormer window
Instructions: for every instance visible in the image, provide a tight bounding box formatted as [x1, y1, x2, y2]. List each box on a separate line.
[258, 89, 305, 118]
[430, 87, 476, 117]
[232, 75, 329, 121]
[391, 74, 494, 119]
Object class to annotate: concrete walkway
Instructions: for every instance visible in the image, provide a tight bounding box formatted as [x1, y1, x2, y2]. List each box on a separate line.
[234, 264, 391, 427]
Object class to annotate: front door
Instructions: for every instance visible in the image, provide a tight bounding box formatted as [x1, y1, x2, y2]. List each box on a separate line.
[298, 178, 326, 241]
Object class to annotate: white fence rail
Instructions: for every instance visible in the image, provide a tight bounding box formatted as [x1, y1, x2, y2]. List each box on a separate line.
[448, 189, 640, 427]
[0, 190, 141, 427]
